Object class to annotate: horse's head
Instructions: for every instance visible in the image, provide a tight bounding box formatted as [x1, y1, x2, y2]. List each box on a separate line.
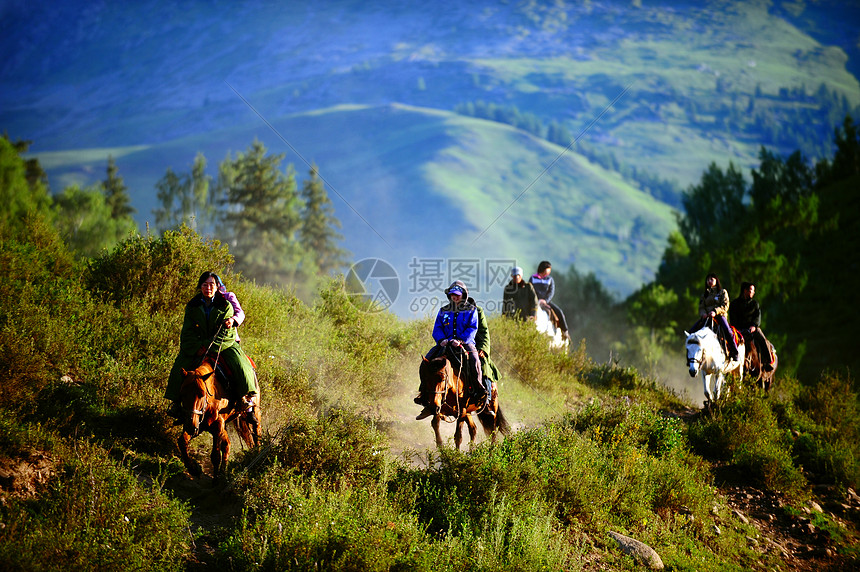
[179, 362, 215, 437]
[684, 330, 704, 377]
[419, 355, 454, 413]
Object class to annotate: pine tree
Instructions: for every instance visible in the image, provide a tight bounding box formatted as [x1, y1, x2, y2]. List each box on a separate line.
[54, 184, 131, 258]
[0, 135, 52, 232]
[218, 139, 305, 285]
[102, 156, 136, 219]
[299, 165, 348, 275]
[153, 167, 185, 232]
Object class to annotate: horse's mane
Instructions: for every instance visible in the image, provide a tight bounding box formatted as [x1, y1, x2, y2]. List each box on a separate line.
[687, 327, 716, 343]
[419, 355, 448, 376]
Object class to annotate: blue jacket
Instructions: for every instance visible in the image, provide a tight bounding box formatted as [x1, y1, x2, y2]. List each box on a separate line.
[432, 301, 478, 345]
[530, 273, 555, 302]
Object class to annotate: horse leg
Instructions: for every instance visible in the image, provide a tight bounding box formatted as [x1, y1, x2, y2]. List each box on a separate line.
[714, 372, 724, 402]
[702, 371, 712, 404]
[465, 414, 478, 447]
[432, 415, 444, 448]
[178, 432, 202, 477]
[454, 417, 465, 450]
[249, 406, 261, 447]
[211, 422, 230, 479]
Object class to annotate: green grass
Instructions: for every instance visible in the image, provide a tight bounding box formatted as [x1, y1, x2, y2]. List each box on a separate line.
[3, 192, 860, 568]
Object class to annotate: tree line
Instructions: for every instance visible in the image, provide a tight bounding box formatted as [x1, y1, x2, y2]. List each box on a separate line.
[0, 137, 348, 289]
[552, 115, 860, 381]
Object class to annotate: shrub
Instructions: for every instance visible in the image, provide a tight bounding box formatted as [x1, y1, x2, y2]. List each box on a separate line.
[490, 316, 591, 393]
[258, 408, 388, 486]
[0, 439, 190, 571]
[688, 391, 808, 499]
[85, 226, 234, 314]
[790, 372, 860, 487]
[222, 474, 439, 571]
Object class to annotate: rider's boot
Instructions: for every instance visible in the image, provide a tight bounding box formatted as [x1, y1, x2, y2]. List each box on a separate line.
[167, 401, 183, 426]
[727, 346, 739, 365]
[167, 401, 181, 418]
[413, 393, 424, 406]
[415, 405, 434, 420]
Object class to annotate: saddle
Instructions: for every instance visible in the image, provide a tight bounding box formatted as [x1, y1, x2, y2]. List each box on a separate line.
[709, 321, 742, 359]
[443, 345, 485, 398]
[206, 352, 257, 400]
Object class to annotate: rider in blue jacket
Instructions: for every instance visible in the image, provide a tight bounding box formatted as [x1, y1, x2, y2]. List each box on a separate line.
[414, 280, 483, 418]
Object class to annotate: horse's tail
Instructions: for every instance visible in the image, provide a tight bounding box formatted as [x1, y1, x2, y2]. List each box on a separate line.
[478, 406, 511, 437]
[235, 407, 261, 448]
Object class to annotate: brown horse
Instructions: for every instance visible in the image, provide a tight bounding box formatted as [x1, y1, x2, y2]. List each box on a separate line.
[177, 356, 260, 479]
[744, 337, 778, 391]
[418, 350, 510, 449]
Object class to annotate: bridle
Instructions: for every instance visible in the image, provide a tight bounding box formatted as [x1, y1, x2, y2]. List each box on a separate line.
[433, 345, 476, 420]
[686, 339, 703, 371]
[183, 324, 225, 436]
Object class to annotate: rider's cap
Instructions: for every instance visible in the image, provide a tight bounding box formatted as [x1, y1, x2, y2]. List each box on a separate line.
[511, 266, 523, 276]
[448, 286, 464, 296]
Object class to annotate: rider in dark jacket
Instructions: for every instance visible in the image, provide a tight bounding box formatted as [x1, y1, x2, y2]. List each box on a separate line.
[729, 281, 775, 371]
[529, 261, 570, 340]
[503, 266, 538, 320]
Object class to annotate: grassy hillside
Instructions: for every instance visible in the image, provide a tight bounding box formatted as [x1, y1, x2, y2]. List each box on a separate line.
[34, 104, 677, 302]
[1, 220, 859, 570]
[5, 0, 860, 303]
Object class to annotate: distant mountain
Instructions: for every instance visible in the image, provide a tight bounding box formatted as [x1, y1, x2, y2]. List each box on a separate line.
[2, 0, 858, 309]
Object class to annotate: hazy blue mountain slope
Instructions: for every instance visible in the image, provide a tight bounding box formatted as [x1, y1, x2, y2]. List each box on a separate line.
[3, 0, 858, 308]
[3, 1, 857, 178]
[35, 103, 675, 305]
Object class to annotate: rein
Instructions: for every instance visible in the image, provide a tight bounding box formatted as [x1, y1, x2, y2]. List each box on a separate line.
[442, 345, 475, 421]
[184, 323, 226, 423]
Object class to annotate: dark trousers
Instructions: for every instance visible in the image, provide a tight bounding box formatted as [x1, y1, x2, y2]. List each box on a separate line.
[545, 301, 569, 332]
[691, 315, 739, 357]
[425, 342, 483, 390]
[742, 328, 773, 364]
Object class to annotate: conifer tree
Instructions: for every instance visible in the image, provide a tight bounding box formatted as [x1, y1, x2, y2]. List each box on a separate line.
[0, 135, 52, 233]
[102, 155, 136, 220]
[299, 165, 348, 275]
[54, 184, 132, 258]
[217, 139, 305, 285]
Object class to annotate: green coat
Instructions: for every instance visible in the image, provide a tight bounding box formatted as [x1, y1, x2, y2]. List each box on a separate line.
[164, 292, 257, 401]
[473, 303, 501, 383]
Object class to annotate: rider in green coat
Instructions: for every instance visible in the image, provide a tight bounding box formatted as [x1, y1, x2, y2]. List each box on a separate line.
[467, 289, 500, 399]
[165, 272, 257, 417]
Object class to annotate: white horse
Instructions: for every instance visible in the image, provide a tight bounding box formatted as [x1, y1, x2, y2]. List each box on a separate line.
[684, 326, 744, 406]
[535, 305, 569, 350]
